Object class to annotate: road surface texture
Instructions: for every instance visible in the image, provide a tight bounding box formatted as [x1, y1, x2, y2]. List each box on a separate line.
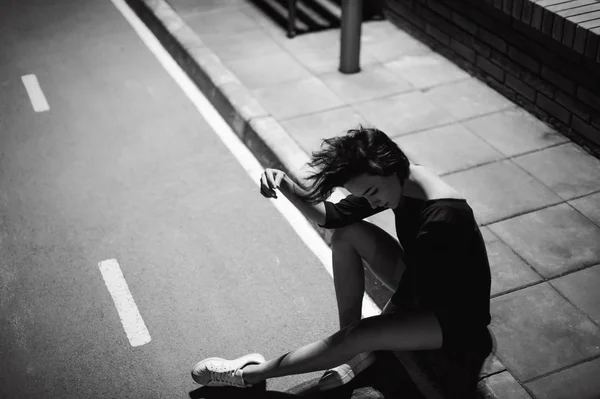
[0, 1, 409, 397]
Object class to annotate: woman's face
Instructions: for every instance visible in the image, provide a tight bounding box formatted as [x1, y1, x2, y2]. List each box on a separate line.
[344, 172, 403, 209]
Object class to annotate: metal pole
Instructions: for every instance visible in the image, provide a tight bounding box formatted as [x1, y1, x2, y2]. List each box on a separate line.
[287, 0, 297, 38]
[339, 0, 363, 74]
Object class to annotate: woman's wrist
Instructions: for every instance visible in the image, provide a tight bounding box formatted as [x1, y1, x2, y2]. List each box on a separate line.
[283, 175, 310, 199]
[281, 175, 298, 195]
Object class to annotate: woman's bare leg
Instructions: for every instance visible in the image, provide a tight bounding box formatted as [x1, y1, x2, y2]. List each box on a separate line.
[331, 221, 406, 329]
[241, 310, 442, 384]
[243, 221, 412, 385]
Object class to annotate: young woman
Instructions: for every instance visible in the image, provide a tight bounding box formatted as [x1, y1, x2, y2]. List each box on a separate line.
[191, 126, 493, 397]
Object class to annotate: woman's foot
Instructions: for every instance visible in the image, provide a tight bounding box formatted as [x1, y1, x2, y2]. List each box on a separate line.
[191, 353, 265, 388]
[318, 352, 376, 391]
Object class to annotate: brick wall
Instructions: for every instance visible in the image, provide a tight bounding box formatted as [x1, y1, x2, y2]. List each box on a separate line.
[383, 0, 600, 157]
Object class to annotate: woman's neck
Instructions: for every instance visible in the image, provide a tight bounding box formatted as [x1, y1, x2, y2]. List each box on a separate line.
[401, 165, 428, 200]
[401, 164, 462, 201]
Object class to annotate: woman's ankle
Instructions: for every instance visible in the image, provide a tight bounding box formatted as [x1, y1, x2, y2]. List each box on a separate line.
[241, 363, 263, 385]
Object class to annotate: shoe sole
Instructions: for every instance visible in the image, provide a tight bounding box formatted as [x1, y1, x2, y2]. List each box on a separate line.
[192, 353, 265, 386]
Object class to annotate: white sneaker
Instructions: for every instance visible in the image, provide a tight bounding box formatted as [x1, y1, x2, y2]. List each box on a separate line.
[318, 352, 376, 391]
[191, 353, 265, 388]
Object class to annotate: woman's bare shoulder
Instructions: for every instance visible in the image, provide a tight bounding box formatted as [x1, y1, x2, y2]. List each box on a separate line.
[430, 187, 465, 201]
[417, 166, 465, 201]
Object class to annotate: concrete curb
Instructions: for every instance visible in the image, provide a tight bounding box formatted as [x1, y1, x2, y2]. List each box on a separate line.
[123, 0, 509, 397]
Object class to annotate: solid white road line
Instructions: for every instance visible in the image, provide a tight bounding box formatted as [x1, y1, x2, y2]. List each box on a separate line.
[110, 0, 381, 319]
[21, 74, 50, 112]
[98, 259, 151, 347]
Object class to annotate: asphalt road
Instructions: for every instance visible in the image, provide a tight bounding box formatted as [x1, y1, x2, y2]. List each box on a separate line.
[0, 1, 345, 397]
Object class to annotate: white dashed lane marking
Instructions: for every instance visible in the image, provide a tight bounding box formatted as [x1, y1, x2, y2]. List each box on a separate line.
[98, 259, 151, 347]
[21, 74, 50, 112]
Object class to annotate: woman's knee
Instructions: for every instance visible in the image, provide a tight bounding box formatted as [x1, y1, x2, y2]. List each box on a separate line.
[330, 221, 377, 253]
[331, 223, 360, 249]
[331, 221, 405, 291]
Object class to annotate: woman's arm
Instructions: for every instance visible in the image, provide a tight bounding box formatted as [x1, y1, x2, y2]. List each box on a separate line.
[278, 174, 327, 226]
[260, 168, 385, 228]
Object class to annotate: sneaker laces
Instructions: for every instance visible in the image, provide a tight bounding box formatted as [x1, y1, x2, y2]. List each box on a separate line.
[210, 368, 244, 387]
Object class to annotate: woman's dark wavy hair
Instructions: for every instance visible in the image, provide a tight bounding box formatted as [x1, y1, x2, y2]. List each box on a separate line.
[298, 126, 410, 205]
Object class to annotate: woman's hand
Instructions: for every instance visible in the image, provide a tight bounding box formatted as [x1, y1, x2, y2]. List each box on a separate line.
[260, 168, 287, 199]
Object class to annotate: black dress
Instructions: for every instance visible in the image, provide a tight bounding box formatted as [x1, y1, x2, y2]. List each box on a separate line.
[319, 194, 494, 397]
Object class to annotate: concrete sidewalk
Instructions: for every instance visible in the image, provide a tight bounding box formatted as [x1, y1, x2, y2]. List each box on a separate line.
[125, 0, 600, 397]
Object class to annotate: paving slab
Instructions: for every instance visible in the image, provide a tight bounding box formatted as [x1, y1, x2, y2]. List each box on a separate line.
[569, 191, 600, 226]
[319, 63, 413, 104]
[361, 21, 432, 63]
[490, 282, 600, 381]
[550, 263, 600, 324]
[512, 143, 600, 200]
[478, 371, 533, 399]
[351, 91, 455, 137]
[480, 355, 507, 378]
[488, 203, 600, 277]
[486, 240, 542, 297]
[361, 19, 411, 44]
[226, 52, 312, 90]
[393, 123, 505, 175]
[525, 357, 600, 399]
[199, 29, 283, 64]
[461, 107, 569, 157]
[251, 77, 345, 121]
[442, 160, 563, 225]
[480, 225, 499, 244]
[280, 106, 370, 155]
[423, 78, 514, 121]
[171, 0, 245, 17]
[183, 6, 260, 34]
[383, 52, 471, 90]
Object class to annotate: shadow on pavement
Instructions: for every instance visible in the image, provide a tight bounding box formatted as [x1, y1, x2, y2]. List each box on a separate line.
[189, 351, 426, 399]
[247, 0, 384, 38]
